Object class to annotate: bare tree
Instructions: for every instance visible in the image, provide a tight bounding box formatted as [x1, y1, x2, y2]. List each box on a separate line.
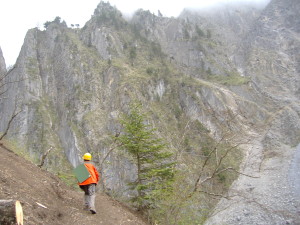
[151, 106, 263, 224]
[38, 146, 54, 168]
[0, 72, 10, 97]
[0, 109, 20, 141]
[0, 69, 21, 141]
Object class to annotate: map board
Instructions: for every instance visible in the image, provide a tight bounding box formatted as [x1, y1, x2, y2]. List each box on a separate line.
[73, 164, 91, 183]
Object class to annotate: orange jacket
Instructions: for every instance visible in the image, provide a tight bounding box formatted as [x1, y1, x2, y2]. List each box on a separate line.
[79, 162, 100, 186]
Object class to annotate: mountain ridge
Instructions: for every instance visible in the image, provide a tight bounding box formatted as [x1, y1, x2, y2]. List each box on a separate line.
[1, 0, 300, 224]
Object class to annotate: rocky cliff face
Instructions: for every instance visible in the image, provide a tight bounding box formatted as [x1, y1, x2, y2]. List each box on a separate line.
[237, 0, 300, 148]
[0, 0, 299, 223]
[0, 47, 6, 76]
[205, 0, 300, 224]
[237, 0, 300, 99]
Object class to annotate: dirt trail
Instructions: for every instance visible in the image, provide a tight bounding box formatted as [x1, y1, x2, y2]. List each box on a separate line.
[0, 144, 147, 225]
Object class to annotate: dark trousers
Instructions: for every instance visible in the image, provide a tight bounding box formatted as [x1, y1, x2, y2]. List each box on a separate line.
[80, 184, 96, 210]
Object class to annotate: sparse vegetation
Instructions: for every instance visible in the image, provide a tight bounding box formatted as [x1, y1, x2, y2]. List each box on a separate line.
[195, 24, 205, 38]
[147, 110, 243, 224]
[57, 171, 78, 189]
[1, 139, 36, 162]
[208, 73, 250, 86]
[0, 4, 272, 224]
[206, 29, 212, 39]
[44, 16, 63, 28]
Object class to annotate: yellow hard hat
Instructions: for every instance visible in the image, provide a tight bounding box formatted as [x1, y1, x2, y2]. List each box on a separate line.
[83, 153, 92, 161]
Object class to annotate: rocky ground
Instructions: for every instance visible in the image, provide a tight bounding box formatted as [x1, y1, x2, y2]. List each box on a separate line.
[205, 132, 300, 225]
[0, 143, 147, 225]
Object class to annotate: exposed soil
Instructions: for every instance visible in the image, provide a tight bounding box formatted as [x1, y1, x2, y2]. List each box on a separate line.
[0, 143, 148, 225]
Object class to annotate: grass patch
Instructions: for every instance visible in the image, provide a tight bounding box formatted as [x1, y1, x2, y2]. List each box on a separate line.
[208, 74, 250, 86]
[1, 138, 38, 163]
[57, 171, 79, 189]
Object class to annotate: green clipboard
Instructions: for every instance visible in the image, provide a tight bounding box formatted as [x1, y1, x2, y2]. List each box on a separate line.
[73, 164, 91, 183]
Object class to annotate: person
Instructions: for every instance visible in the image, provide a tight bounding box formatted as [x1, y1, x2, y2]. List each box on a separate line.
[79, 153, 100, 214]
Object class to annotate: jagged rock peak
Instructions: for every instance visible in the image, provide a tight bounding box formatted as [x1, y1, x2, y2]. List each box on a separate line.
[133, 9, 155, 18]
[131, 8, 159, 27]
[93, 1, 123, 18]
[90, 1, 125, 28]
[0, 47, 6, 75]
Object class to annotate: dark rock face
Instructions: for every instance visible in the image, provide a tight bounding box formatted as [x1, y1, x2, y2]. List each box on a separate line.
[0, 47, 6, 76]
[0, 1, 300, 223]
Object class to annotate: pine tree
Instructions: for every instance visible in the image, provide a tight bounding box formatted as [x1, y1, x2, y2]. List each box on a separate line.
[117, 103, 175, 210]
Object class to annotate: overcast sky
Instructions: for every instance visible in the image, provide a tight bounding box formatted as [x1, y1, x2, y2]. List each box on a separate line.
[0, 0, 270, 66]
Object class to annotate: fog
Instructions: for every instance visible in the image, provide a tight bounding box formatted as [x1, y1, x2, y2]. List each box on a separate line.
[0, 0, 272, 66]
[109, 0, 271, 18]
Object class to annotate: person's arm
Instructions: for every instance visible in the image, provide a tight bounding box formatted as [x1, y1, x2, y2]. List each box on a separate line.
[94, 166, 100, 183]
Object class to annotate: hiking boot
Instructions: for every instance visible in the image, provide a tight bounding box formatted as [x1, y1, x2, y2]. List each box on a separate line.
[90, 209, 97, 214]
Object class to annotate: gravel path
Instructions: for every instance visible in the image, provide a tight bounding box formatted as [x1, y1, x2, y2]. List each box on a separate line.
[205, 135, 300, 225]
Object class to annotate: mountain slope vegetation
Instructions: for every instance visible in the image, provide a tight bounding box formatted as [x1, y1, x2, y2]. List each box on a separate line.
[0, 0, 300, 224]
[0, 143, 147, 225]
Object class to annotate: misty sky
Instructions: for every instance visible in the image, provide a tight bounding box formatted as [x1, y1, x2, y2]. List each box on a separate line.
[0, 0, 270, 66]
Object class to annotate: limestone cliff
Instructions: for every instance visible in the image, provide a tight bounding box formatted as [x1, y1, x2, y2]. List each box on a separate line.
[205, 0, 300, 224]
[0, 47, 6, 76]
[0, 2, 265, 185]
[238, 0, 300, 148]
[0, 0, 299, 223]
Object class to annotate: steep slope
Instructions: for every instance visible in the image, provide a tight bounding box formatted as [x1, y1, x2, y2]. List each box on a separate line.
[1, 0, 300, 224]
[236, 0, 300, 103]
[0, 2, 267, 195]
[179, 3, 262, 69]
[204, 0, 300, 224]
[237, 0, 300, 154]
[0, 143, 147, 225]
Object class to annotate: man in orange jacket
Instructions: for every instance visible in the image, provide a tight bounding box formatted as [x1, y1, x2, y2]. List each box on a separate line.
[79, 153, 100, 214]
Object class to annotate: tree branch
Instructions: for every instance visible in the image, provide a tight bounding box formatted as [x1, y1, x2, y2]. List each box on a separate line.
[216, 167, 260, 179]
[100, 142, 123, 168]
[198, 190, 231, 200]
[38, 147, 54, 168]
[0, 110, 21, 141]
[193, 139, 252, 193]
